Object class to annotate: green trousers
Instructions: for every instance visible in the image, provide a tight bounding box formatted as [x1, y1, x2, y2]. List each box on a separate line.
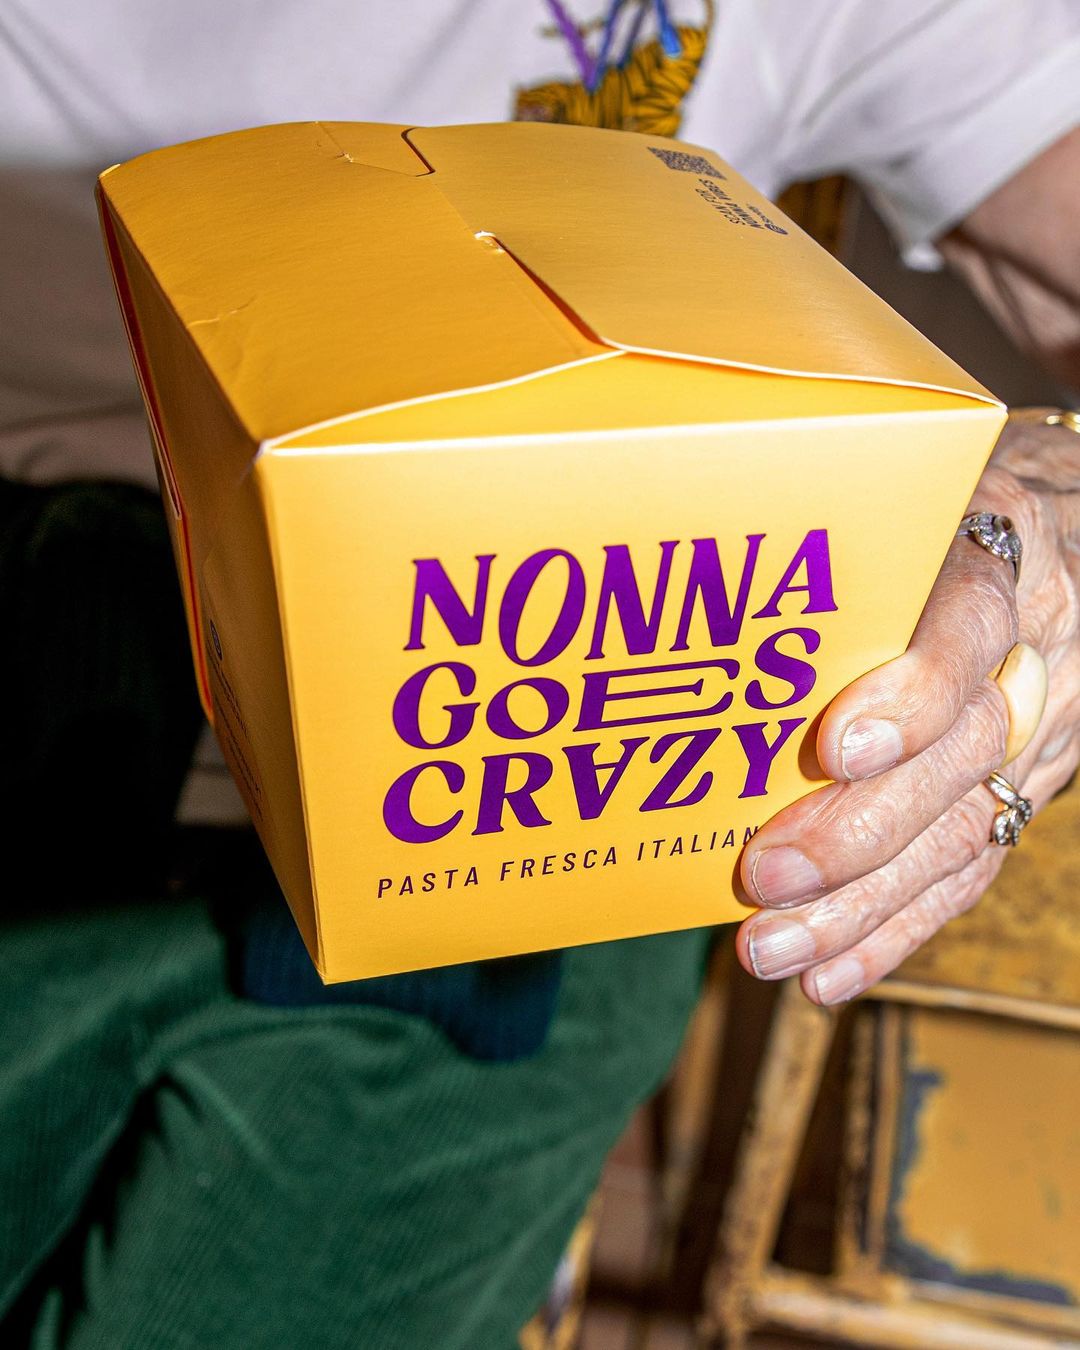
[0, 894, 709, 1349]
[0, 479, 711, 1347]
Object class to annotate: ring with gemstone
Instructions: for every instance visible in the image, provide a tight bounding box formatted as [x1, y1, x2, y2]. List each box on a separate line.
[984, 771, 1033, 846]
[957, 512, 1022, 586]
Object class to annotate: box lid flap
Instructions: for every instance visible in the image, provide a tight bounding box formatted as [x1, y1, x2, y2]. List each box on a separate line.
[410, 122, 998, 407]
[100, 119, 998, 454]
[99, 121, 610, 444]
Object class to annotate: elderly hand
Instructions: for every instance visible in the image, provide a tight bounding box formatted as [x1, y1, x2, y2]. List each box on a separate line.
[735, 415, 1080, 1005]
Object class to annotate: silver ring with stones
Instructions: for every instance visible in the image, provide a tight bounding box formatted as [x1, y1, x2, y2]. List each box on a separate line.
[957, 512, 1022, 585]
[985, 771, 1033, 847]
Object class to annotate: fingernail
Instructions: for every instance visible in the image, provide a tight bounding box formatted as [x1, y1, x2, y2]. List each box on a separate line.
[749, 847, 825, 906]
[747, 918, 817, 978]
[840, 718, 903, 779]
[813, 955, 865, 1005]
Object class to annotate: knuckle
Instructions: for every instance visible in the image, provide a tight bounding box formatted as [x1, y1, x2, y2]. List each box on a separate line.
[1038, 726, 1073, 765]
[964, 683, 1010, 772]
[915, 883, 973, 948]
[914, 888, 952, 937]
[1049, 753, 1080, 801]
[923, 644, 973, 723]
[813, 868, 917, 954]
[923, 560, 1017, 703]
[966, 567, 1019, 654]
[894, 646, 967, 735]
[886, 660, 936, 731]
[953, 877, 987, 918]
[801, 782, 909, 875]
[979, 468, 1041, 540]
[950, 855, 997, 919]
[840, 798, 898, 858]
[1035, 571, 1080, 650]
[888, 900, 941, 969]
[944, 797, 991, 872]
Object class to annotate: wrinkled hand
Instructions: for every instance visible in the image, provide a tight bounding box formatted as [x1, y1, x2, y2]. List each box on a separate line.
[736, 416, 1080, 1004]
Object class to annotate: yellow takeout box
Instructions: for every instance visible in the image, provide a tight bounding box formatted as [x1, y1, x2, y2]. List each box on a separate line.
[98, 121, 1005, 982]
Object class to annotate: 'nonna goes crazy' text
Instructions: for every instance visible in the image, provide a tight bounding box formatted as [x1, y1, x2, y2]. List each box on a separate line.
[382, 530, 837, 844]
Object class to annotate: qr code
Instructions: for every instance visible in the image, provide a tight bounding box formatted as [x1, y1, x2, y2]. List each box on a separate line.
[648, 147, 725, 179]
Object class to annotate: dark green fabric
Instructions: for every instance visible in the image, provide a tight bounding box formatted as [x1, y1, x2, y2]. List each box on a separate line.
[0, 896, 710, 1349]
[0, 476, 712, 1346]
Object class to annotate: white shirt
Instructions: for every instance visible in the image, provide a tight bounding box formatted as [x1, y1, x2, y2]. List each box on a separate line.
[3, 0, 1079, 824]
[2, 0, 1079, 488]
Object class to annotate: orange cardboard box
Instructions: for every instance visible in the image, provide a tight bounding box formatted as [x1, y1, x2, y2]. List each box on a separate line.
[98, 121, 1005, 981]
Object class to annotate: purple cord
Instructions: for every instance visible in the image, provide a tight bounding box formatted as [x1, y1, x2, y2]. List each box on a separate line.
[544, 0, 597, 87]
[546, 0, 680, 91]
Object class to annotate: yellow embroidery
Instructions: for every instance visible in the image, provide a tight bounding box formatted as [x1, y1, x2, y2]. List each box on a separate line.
[515, 1, 714, 138]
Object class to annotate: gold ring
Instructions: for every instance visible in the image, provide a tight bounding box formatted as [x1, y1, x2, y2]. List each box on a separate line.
[993, 642, 1048, 764]
[1044, 410, 1080, 435]
[985, 771, 1034, 846]
[1008, 407, 1080, 436]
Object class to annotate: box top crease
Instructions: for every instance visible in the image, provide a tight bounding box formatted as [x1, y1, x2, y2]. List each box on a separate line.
[97, 120, 1000, 461]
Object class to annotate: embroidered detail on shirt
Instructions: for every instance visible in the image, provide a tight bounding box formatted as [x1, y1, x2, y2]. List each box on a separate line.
[514, 0, 714, 138]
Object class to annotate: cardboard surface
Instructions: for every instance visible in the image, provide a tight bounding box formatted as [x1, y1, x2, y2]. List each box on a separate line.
[98, 121, 1005, 981]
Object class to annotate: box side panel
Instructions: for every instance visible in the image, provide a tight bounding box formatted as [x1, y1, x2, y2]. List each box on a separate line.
[198, 468, 320, 964]
[99, 193, 208, 711]
[100, 195, 319, 957]
[101, 203, 267, 704]
[98, 124, 605, 443]
[259, 405, 1003, 982]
